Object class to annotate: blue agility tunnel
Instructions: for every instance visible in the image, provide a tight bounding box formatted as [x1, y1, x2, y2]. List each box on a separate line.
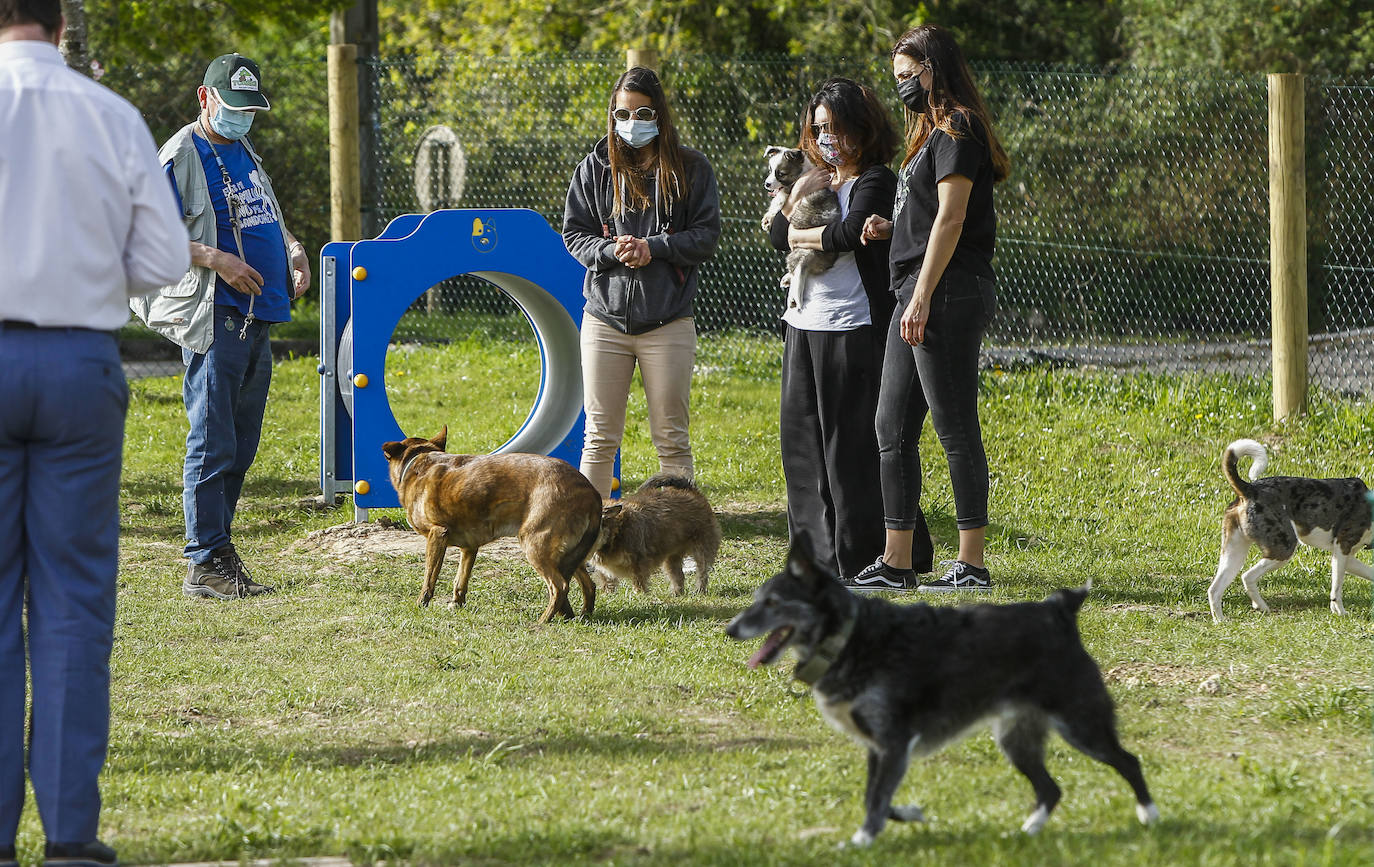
[318, 208, 601, 517]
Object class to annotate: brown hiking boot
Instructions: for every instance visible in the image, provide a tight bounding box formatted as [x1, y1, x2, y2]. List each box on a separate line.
[225, 544, 275, 595]
[183, 545, 273, 599]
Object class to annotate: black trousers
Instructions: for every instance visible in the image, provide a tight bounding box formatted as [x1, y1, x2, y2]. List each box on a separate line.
[877, 268, 997, 531]
[781, 324, 932, 579]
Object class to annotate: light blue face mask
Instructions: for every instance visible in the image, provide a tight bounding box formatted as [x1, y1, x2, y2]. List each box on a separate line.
[615, 118, 659, 149]
[209, 103, 255, 140]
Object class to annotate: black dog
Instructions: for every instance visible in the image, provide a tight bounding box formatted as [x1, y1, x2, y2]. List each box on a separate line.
[725, 540, 1159, 846]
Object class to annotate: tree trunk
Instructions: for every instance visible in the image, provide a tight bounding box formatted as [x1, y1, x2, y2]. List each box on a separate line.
[59, 0, 92, 77]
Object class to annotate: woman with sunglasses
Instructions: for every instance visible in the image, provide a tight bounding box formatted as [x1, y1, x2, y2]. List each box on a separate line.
[563, 66, 721, 498]
[767, 77, 934, 589]
[856, 24, 1011, 592]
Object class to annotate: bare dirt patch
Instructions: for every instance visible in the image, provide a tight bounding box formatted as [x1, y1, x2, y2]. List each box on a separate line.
[287, 519, 524, 563]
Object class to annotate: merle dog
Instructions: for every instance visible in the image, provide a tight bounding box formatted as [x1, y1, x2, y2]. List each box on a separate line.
[1208, 438, 1372, 622]
[726, 540, 1159, 846]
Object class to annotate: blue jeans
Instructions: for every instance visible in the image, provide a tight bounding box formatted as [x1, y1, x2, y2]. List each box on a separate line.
[0, 325, 126, 846]
[877, 269, 997, 531]
[182, 305, 273, 563]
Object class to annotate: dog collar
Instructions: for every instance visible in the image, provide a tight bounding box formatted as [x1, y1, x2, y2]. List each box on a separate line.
[793, 593, 858, 687]
[397, 453, 425, 488]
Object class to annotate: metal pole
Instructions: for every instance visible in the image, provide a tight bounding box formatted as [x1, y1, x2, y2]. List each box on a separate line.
[1268, 72, 1307, 420]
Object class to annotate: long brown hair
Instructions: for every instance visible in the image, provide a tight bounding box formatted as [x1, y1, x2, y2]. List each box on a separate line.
[796, 77, 900, 173]
[891, 25, 1010, 182]
[607, 66, 689, 219]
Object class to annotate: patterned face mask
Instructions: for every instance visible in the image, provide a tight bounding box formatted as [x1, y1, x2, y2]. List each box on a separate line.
[817, 132, 846, 166]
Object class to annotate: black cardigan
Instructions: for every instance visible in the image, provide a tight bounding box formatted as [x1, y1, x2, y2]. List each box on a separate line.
[768, 163, 898, 328]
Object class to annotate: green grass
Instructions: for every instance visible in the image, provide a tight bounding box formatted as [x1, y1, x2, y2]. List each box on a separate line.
[16, 335, 1373, 865]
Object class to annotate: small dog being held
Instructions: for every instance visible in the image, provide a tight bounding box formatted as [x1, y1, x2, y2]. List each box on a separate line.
[381, 427, 601, 624]
[726, 539, 1159, 847]
[1208, 438, 1372, 623]
[760, 145, 840, 309]
[591, 473, 721, 595]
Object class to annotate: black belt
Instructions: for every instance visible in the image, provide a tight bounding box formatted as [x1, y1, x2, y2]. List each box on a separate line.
[0, 320, 113, 336]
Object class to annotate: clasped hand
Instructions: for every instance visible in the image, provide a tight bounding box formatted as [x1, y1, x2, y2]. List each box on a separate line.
[614, 235, 651, 269]
[861, 214, 893, 246]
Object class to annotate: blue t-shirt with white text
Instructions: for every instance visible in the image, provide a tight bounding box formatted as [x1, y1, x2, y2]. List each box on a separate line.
[165, 135, 291, 323]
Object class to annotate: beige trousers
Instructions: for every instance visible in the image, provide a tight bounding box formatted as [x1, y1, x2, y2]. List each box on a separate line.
[579, 314, 696, 498]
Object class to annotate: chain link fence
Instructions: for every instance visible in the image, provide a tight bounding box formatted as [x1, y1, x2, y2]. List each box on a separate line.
[114, 52, 1373, 397]
[366, 55, 1373, 396]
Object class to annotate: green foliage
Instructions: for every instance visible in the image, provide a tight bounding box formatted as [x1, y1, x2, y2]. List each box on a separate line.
[1122, 0, 1374, 76]
[82, 0, 351, 63]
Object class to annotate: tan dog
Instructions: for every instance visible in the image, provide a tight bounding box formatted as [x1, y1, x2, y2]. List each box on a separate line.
[592, 473, 721, 595]
[381, 428, 602, 624]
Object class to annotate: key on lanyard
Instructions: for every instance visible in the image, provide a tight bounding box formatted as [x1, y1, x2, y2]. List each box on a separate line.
[239, 295, 255, 341]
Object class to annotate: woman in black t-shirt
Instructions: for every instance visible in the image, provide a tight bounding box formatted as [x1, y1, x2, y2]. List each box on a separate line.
[854, 24, 1011, 593]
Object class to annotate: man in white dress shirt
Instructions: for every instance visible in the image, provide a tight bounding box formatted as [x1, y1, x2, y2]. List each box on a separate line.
[0, 2, 188, 864]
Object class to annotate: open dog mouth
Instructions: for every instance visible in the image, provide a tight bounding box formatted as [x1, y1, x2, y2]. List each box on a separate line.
[748, 626, 795, 669]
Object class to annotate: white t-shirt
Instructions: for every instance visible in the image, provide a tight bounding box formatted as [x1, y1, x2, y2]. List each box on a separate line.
[781, 178, 870, 332]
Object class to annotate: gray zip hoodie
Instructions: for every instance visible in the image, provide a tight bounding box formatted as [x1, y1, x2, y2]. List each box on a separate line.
[562, 136, 720, 335]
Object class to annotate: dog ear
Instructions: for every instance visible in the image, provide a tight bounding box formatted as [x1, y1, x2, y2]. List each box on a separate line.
[786, 533, 827, 588]
[602, 503, 623, 520]
[381, 440, 405, 461]
[765, 145, 786, 158]
[431, 425, 448, 451]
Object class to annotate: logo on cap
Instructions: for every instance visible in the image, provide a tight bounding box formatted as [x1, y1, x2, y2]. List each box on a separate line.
[230, 66, 259, 92]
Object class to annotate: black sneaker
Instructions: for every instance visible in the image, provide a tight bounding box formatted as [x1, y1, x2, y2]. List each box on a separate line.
[844, 557, 918, 592]
[224, 544, 275, 596]
[919, 560, 992, 593]
[43, 840, 118, 867]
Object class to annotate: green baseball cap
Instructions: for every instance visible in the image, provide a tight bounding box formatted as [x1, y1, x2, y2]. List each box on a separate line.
[203, 54, 270, 111]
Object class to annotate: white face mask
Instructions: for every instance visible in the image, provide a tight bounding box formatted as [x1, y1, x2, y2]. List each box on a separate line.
[615, 118, 659, 149]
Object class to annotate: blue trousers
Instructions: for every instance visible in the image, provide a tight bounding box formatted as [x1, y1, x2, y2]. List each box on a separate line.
[0, 326, 126, 846]
[182, 306, 273, 563]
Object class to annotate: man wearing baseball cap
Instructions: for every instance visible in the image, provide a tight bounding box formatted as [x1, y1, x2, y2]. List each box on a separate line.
[131, 53, 311, 602]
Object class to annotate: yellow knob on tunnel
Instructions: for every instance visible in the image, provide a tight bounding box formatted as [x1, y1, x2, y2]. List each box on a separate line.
[353, 373, 369, 388]
[354, 480, 370, 495]
[352, 266, 367, 281]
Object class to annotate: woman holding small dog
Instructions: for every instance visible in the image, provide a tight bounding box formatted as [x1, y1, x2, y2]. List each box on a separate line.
[768, 77, 934, 588]
[856, 24, 1010, 592]
[563, 66, 721, 498]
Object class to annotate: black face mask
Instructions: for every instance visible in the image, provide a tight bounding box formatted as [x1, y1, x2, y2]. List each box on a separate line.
[897, 76, 927, 112]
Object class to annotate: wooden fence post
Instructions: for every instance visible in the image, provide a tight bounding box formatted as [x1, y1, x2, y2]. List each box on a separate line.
[1268, 72, 1306, 420]
[328, 42, 362, 242]
[626, 48, 659, 71]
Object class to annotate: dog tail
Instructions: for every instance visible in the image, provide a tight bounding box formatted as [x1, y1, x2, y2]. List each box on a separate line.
[1222, 438, 1267, 498]
[638, 472, 699, 494]
[559, 510, 603, 581]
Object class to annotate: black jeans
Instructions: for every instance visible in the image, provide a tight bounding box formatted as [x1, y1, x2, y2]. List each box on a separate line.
[876, 269, 996, 531]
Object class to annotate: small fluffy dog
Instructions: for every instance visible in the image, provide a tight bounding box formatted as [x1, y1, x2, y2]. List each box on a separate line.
[726, 539, 1159, 847]
[761, 145, 840, 309]
[381, 427, 601, 624]
[1208, 438, 1372, 622]
[591, 474, 721, 595]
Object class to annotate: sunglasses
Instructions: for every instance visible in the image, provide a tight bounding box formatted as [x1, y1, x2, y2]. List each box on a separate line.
[612, 106, 659, 122]
[809, 120, 833, 137]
